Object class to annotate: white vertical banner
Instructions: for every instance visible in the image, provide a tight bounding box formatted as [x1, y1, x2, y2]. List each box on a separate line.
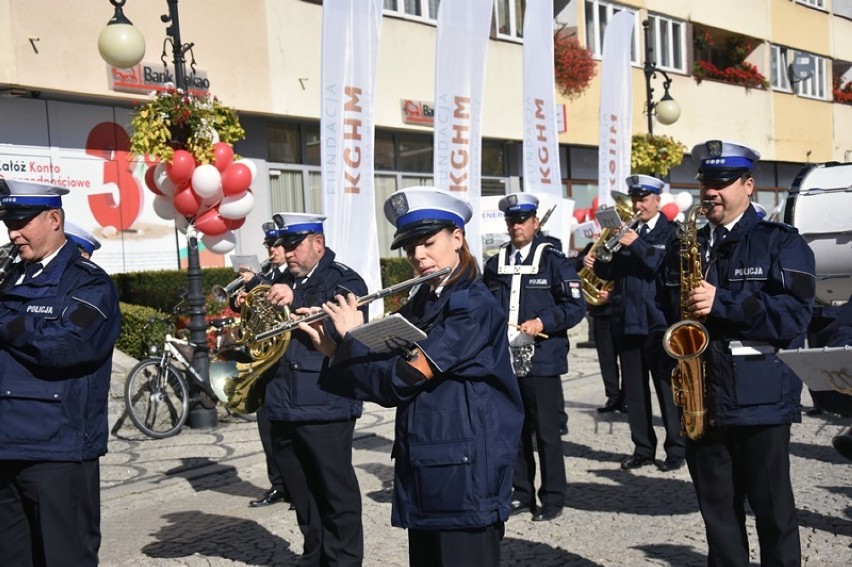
[597, 11, 635, 208]
[523, 0, 565, 250]
[321, 0, 384, 318]
[433, 0, 493, 266]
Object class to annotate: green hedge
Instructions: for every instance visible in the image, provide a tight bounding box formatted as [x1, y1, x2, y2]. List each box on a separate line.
[114, 259, 414, 358]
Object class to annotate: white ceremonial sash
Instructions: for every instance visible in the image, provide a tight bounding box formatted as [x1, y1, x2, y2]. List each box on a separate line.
[497, 243, 551, 345]
[433, 0, 492, 267]
[321, 0, 384, 318]
[597, 11, 636, 208]
[523, 0, 565, 249]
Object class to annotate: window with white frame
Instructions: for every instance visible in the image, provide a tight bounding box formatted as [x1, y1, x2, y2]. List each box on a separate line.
[770, 45, 828, 99]
[584, 0, 639, 63]
[383, 0, 440, 21]
[795, 0, 825, 9]
[495, 0, 525, 39]
[646, 14, 686, 73]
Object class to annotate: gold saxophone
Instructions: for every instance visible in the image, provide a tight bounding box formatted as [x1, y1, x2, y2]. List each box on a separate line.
[662, 204, 711, 440]
[578, 193, 637, 306]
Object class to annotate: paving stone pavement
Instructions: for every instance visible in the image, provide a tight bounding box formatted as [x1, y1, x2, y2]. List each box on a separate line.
[101, 324, 851, 566]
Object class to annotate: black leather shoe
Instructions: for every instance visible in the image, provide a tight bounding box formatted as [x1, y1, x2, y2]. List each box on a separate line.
[250, 488, 287, 507]
[531, 506, 563, 522]
[597, 402, 618, 413]
[620, 455, 654, 470]
[509, 500, 532, 516]
[658, 456, 685, 472]
[559, 424, 569, 435]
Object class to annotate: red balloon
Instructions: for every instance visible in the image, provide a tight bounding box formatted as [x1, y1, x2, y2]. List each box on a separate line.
[661, 202, 679, 221]
[220, 163, 252, 196]
[573, 208, 588, 223]
[167, 149, 196, 184]
[173, 183, 201, 217]
[195, 207, 230, 236]
[591, 196, 600, 212]
[144, 165, 163, 196]
[213, 142, 234, 172]
[225, 217, 246, 230]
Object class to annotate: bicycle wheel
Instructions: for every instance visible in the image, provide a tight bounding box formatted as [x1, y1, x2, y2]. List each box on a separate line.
[124, 358, 189, 439]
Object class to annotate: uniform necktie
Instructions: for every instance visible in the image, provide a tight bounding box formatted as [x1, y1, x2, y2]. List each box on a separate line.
[713, 226, 728, 249]
[515, 251, 523, 265]
[639, 224, 649, 238]
[23, 262, 42, 283]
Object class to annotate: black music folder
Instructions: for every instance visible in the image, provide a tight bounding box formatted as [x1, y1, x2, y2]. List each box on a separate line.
[349, 314, 426, 354]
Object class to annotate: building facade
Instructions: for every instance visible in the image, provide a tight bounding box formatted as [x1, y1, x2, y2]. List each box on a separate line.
[0, 0, 850, 270]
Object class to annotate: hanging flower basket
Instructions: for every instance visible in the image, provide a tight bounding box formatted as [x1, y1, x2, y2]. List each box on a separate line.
[833, 75, 852, 105]
[554, 33, 596, 100]
[631, 134, 687, 177]
[130, 88, 245, 163]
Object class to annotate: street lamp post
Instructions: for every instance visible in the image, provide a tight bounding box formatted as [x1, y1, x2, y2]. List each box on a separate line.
[642, 19, 681, 135]
[99, 0, 217, 429]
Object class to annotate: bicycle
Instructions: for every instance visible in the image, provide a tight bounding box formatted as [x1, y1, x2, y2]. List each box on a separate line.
[123, 293, 238, 439]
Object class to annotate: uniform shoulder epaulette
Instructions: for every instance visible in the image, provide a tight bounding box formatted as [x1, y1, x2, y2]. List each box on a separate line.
[73, 256, 104, 275]
[542, 244, 565, 258]
[758, 220, 797, 233]
[332, 261, 353, 273]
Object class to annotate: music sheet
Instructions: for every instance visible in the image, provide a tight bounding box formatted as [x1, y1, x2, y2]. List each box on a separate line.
[777, 346, 852, 393]
[349, 314, 426, 354]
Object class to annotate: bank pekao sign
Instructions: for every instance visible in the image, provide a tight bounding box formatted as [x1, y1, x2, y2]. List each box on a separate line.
[106, 62, 210, 96]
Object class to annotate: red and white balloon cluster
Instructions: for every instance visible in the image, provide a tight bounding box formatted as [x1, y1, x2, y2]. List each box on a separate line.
[144, 142, 255, 254]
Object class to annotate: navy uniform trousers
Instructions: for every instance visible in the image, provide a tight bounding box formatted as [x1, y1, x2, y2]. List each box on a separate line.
[618, 332, 684, 461]
[592, 305, 622, 406]
[271, 419, 362, 567]
[256, 405, 285, 494]
[687, 425, 800, 566]
[0, 460, 100, 567]
[513, 373, 566, 510]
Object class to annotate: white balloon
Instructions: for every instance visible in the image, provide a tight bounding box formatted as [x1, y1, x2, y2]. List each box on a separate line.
[674, 212, 685, 223]
[174, 215, 189, 234]
[675, 191, 694, 212]
[152, 195, 178, 220]
[201, 231, 237, 254]
[235, 158, 257, 182]
[659, 192, 675, 207]
[191, 164, 223, 198]
[154, 162, 176, 197]
[218, 190, 255, 219]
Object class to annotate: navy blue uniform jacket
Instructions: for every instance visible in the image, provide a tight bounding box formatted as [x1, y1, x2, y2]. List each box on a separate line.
[483, 237, 586, 376]
[593, 216, 676, 336]
[320, 276, 524, 530]
[262, 248, 365, 422]
[0, 240, 120, 461]
[660, 206, 816, 426]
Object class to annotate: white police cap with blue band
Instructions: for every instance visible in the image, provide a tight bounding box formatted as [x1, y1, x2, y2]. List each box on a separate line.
[271, 212, 326, 245]
[0, 178, 69, 221]
[625, 174, 666, 196]
[64, 221, 102, 255]
[384, 187, 473, 250]
[498, 192, 539, 220]
[692, 140, 761, 183]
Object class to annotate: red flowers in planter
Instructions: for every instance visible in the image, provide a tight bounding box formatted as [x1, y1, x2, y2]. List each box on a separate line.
[833, 75, 852, 104]
[693, 60, 769, 90]
[554, 34, 596, 100]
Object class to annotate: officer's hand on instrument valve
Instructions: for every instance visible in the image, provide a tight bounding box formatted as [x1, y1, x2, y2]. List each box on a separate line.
[582, 253, 595, 271]
[266, 283, 294, 307]
[687, 280, 717, 318]
[618, 228, 639, 247]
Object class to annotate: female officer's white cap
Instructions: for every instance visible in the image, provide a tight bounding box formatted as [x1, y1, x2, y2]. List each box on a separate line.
[384, 187, 473, 250]
[64, 221, 102, 255]
[0, 178, 69, 221]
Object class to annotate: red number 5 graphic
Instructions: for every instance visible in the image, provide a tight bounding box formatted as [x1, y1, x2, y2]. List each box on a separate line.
[85, 122, 144, 231]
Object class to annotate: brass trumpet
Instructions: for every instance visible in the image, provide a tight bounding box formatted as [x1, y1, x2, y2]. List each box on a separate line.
[212, 257, 275, 302]
[596, 214, 641, 263]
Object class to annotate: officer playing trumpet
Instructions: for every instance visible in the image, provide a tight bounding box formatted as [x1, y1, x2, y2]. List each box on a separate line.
[591, 175, 684, 472]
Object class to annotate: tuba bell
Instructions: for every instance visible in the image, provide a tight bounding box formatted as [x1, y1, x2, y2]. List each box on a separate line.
[577, 192, 636, 306]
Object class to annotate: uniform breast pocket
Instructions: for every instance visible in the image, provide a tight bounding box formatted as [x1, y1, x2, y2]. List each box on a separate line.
[0, 378, 66, 443]
[732, 353, 783, 406]
[291, 368, 328, 406]
[409, 439, 474, 513]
